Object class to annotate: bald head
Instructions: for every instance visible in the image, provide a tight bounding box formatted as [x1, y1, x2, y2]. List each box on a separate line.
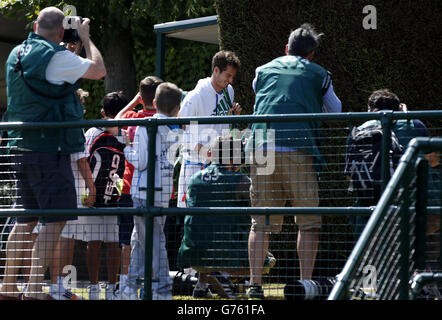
[35, 7, 65, 42]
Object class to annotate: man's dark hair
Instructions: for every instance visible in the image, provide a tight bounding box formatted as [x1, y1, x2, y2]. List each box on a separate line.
[211, 135, 245, 167]
[140, 76, 163, 107]
[211, 50, 240, 73]
[154, 82, 182, 116]
[102, 91, 129, 118]
[287, 23, 323, 57]
[368, 89, 400, 112]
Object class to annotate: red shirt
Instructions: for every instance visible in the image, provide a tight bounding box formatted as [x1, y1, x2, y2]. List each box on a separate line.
[121, 109, 156, 195]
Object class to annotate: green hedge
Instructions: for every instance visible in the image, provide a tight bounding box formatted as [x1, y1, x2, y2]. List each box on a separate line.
[82, 39, 217, 119]
[214, 0, 441, 281]
[215, 0, 441, 115]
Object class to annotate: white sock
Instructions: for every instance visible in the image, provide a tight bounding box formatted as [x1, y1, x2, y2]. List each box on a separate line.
[50, 282, 60, 295]
[89, 284, 100, 300]
[119, 274, 128, 290]
[57, 276, 65, 291]
[50, 276, 66, 295]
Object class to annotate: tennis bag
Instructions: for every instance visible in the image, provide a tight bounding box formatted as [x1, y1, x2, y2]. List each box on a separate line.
[88, 129, 126, 207]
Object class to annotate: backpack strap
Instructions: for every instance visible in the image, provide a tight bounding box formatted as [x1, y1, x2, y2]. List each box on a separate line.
[87, 128, 106, 155]
[222, 87, 239, 132]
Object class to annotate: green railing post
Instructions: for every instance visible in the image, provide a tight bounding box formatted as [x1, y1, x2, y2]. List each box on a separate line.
[440, 163, 442, 271]
[398, 165, 412, 300]
[414, 158, 429, 270]
[381, 111, 393, 192]
[155, 32, 165, 80]
[142, 120, 157, 300]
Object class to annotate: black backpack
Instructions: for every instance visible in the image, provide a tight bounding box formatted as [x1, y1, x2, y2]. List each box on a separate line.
[344, 122, 403, 205]
[87, 129, 126, 207]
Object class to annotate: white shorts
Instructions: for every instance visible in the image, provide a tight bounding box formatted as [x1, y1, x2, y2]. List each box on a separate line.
[32, 221, 42, 234]
[32, 218, 84, 241]
[81, 215, 119, 243]
[60, 219, 84, 240]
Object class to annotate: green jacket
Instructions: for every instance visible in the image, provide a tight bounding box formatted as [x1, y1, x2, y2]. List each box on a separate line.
[177, 164, 251, 269]
[247, 55, 327, 171]
[3, 32, 85, 154]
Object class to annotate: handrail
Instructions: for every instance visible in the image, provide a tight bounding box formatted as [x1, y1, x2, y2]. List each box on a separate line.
[0, 206, 375, 218]
[409, 273, 442, 299]
[0, 113, 441, 300]
[0, 110, 441, 130]
[328, 137, 442, 300]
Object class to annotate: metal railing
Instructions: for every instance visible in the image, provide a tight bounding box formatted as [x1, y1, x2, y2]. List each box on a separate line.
[328, 137, 442, 300]
[0, 111, 441, 300]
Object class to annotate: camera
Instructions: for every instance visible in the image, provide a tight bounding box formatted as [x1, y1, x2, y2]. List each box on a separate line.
[63, 16, 83, 43]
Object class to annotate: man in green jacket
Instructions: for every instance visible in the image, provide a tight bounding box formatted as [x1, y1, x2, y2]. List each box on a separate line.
[246, 24, 342, 299]
[177, 135, 251, 298]
[0, 6, 105, 300]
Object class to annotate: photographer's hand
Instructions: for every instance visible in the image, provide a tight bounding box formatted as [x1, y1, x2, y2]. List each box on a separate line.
[77, 17, 106, 80]
[76, 17, 90, 42]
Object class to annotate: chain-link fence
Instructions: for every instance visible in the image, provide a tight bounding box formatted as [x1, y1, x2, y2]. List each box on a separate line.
[0, 112, 440, 300]
[329, 137, 442, 300]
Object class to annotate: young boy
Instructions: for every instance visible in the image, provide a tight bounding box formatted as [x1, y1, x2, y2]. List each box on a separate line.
[83, 91, 128, 300]
[123, 82, 181, 300]
[114, 76, 163, 296]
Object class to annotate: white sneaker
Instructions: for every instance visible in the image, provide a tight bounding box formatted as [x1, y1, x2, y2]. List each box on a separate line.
[51, 289, 84, 300]
[88, 284, 100, 300]
[117, 275, 128, 300]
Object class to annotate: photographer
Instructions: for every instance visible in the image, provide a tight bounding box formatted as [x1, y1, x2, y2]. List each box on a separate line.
[177, 135, 252, 298]
[0, 6, 105, 300]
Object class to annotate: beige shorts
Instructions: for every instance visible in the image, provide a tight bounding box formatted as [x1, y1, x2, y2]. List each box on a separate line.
[250, 151, 321, 232]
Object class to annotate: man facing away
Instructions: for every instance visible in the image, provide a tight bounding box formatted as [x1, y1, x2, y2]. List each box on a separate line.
[246, 23, 342, 299]
[114, 76, 163, 297]
[83, 91, 128, 300]
[0, 7, 105, 300]
[123, 82, 182, 300]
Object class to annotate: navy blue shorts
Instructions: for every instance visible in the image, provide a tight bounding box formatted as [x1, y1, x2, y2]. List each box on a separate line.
[12, 151, 77, 223]
[118, 193, 134, 246]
